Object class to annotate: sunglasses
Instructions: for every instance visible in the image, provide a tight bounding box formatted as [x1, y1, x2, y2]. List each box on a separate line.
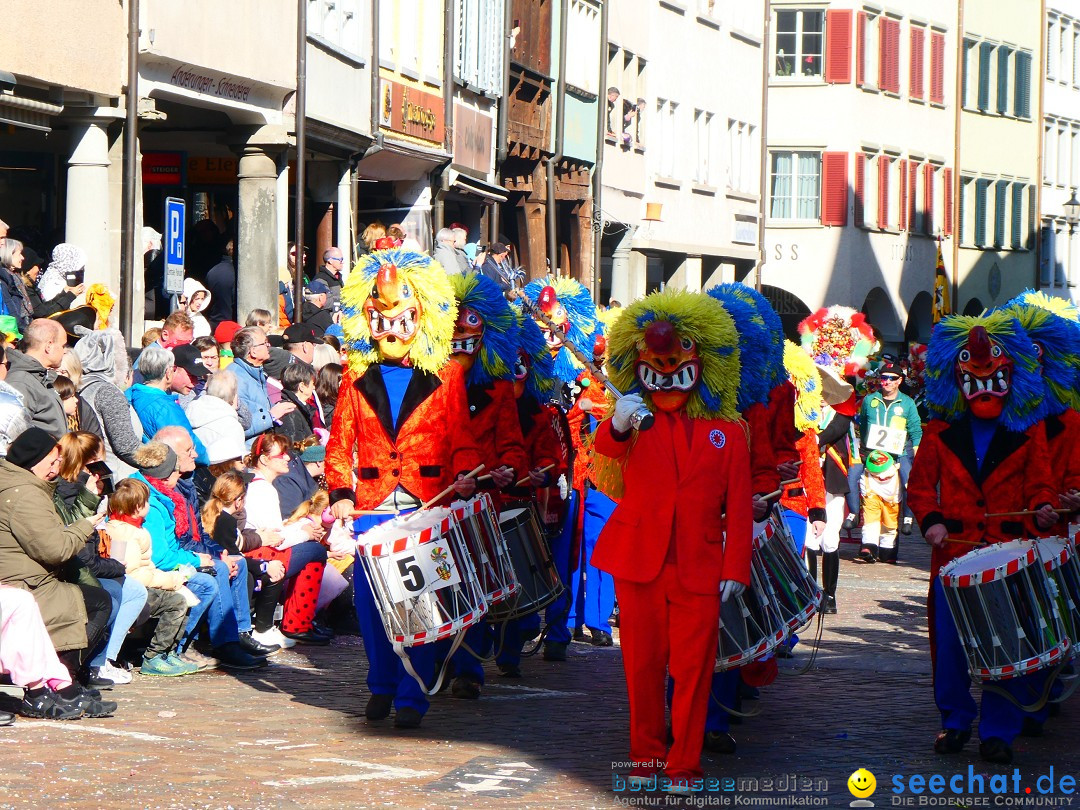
[880, 374, 901, 381]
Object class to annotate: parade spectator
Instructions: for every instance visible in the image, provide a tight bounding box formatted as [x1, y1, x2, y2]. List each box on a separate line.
[0, 238, 31, 331]
[6, 319, 68, 439]
[360, 221, 386, 253]
[192, 335, 221, 374]
[244, 309, 275, 332]
[277, 361, 317, 445]
[434, 228, 468, 273]
[283, 323, 317, 366]
[225, 327, 294, 444]
[312, 247, 345, 304]
[187, 370, 246, 468]
[126, 345, 210, 465]
[133, 311, 195, 383]
[179, 278, 213, 338]
[315, 363, 342, 429]
[480, 242, 517, 295]
[311, 343, 338, 372]
[204, 237, 237, 330]
[300, 280, 336, 335]
[74, 328, 143, 477]
[21, 245, 82, 320]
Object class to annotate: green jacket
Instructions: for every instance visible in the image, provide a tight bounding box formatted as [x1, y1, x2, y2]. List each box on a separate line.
[857, 391, 922, 456]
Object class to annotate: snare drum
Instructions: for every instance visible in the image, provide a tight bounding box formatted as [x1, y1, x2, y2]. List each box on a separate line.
[451, 494, 521, 606]
[488, 501, 564, 622]
[716, 526, 787, 671]
[939, 540, 1070, 681]
[355, 507, 488, 647]
[1035, 537, 1080, 645]
[757, 517, 824, 632]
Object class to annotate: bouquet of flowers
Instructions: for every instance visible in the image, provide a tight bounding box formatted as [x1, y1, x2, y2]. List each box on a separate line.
[798, 305, 880, 378]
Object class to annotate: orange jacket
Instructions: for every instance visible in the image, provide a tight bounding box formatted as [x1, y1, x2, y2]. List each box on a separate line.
[767, 381, 801, 467]
[907, 416, 1055, 580]
[590, 412, 753, 594]
[781, 430, 827, 521]
[326, 361, 481, 509]
[745, 401, 780, 497]
[467, 379, 529, 487]
[567, 370, 601, 491]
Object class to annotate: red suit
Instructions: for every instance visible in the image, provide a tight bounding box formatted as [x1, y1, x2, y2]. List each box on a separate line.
[466, 380, 528, 504]
[745, 402, 780, 497]
[767, 381, 802, 467]
[326, 362, 481, 508]
[1044, 408, 1080, 501]
[506, 395, 566, 503]
[591, 414, 752, 779]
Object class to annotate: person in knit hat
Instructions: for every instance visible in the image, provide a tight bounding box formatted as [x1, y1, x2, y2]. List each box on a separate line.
[857, 450, 902, 564]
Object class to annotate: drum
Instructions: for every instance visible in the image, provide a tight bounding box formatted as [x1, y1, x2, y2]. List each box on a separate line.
[451, 494, 520, 606]
[715, 525, 787, 671]
[940, 540, 1070, 681]
[757, 517, 824, 632]
[1035, 537, 1080, 645]
[355, 507, 488, 647]
[488, 501, 564, 622]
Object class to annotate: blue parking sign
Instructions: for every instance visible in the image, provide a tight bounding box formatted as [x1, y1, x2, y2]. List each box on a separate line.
[164, 197, 185, 295]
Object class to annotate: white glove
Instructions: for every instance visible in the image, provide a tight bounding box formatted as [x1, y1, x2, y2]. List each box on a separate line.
[612, 393, 646, 433]
[720, 580, 746, 603]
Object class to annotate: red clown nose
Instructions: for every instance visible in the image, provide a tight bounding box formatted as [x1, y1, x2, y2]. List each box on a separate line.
[967, 325, 991, 363]
[537, 285, 559, 314]
[644, 320, 676, 353]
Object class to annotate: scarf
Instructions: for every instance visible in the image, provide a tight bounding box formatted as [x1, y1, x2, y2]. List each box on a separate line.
[146, 476, 200, 542]
[109, 513, 144, 528]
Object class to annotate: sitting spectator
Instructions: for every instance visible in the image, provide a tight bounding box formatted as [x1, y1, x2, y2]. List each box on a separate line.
[263, 345, 293, 406]
[53, 375, 80, 433]
[192, 335, 221, 374]
[203, 472, 288, 654]
[130, 441, 264, 671]
[278, 361, 317, 445]
[187, 371, 246, 472]
[272, 435, 321, 518]
[21, 246, 83, 320]
[6, 319, 68, 439]
[312, 342, 338, 371]
[53, 432, 145, 687]
[283, 323, 316, 366]
[106, 479, 199, 677]
[74, 328, 143, 477]
[224, 327, 294, 444]
[125, 345, 210, 465]
[141, 327, 161, 349]
[133, 311, 194, 383]
[40, 243, 85, 304]
[300, 281, 336, 335]
[244, 308, 275, 332]
[0, 427, 116, 715]
[244, 433, 329, 645]
[180, 278, 212, 338]
[315, 363, 342, 429]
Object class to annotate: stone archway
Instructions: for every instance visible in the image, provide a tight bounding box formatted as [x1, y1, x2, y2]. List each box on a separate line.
[861, 286, 903, 344]
[761, 284, 811, 343]
[962, 298, 984, 316]
[905, 291, 934, 343]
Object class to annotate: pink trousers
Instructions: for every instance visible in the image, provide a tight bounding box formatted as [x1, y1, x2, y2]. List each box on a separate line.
[0, 586, 72, 690]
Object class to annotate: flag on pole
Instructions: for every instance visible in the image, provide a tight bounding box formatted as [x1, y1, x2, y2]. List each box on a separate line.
[932, 242, 950, 324]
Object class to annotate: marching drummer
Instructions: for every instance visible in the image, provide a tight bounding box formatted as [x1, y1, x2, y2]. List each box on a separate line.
[908, 312, 1057, 765]
[326, 246, 481, 730]
[445, 272, 529, 700]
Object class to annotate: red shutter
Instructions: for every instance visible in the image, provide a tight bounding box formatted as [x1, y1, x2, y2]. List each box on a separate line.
[821, 152, 849, 226]
[930, 32, 945, 103]
[923, 163, 935, 235]
[898, 159, 908, 230]
[880, 18, 900, 93]
[910, 27, 925, 100]
[908, 160, 919, 231]
[825, 10, 853, 84]
[854, 152, 867, 227]
[878, 20, 888, 89]
[856, 12, 867, 87]
[943, 167, 953, 236]
[878, 156, 891, 229]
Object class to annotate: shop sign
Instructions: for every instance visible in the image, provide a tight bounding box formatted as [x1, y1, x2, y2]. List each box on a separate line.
[143, 152, 183, 186]
[379, 79, 445, 144]
[188, 156, 238, 185]
[452, 103, 494, 175]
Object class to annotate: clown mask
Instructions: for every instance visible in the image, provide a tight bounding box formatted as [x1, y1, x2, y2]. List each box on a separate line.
[450, 306, 484, 374]
[636, 320, 701, 412]
[512, 349, 530, 399]
[534, 286, 569, 359]
[955, 325, 1011, 419]
[364, 262, 421, 362]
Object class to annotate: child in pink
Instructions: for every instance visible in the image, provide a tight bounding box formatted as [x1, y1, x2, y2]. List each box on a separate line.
[0, 585, 74, 692]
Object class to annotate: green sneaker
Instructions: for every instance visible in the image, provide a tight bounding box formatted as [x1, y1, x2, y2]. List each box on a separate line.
[166, 653, 200, 675]
[140, 653, 189, 677]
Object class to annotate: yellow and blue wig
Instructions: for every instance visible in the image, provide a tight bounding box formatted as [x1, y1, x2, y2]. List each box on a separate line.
[707, 283, 775, 411]
[925, 312, 1045, 431]
[1015, 289, 1080, 323]
[606, 289, 741, 421]
[783, 339, 823, 433]
[339, 249, 457, 376]
[448, 272, 520, 386]
[1000, 295, 1080, 416]
[520, 276, 602, 384]
[516, 310, 557, 401]
[708, 283, 785, 391]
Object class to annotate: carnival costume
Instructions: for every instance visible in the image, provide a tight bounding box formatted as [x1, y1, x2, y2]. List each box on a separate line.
[594, 289, 752, 790]
[326, 248, 480, 729]
[907, 312, 1056, 764]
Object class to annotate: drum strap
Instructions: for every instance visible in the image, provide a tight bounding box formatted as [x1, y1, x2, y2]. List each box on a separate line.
[980, 663, 1080, 713]
[394, 632, 466, 696]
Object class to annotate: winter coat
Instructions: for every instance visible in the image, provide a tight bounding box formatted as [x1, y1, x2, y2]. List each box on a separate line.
[0, 267, 31, 331]
[174, 475, 222, 557]
[5, 349, 67, 439]
[26, 280, 76, 320]
[300, 299, 335, 336]
[52, 478, 125, 581]
[204, 255, 237, 329]
[433, 242, 470, 274]
[182, 277, 212, 337]
[125, 383, 209, 465]
[273, 451, 319, 518]
[129, 471, 201, 572]
[187, 394, 246, 465]
[312, 266, 344, 304]
[0, 460, 95, 651]
[225, 358, 273, 442]
[106, 519, 186, 590]
[277, 388, 316, 445]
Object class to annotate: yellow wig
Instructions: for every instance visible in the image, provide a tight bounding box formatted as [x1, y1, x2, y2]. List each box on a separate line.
[783, 339, 823, 433]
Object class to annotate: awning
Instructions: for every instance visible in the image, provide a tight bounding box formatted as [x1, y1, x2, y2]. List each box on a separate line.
[0, 91, 63, 132]
[356, 140, 450, 182]
[444, 168, 508, 203]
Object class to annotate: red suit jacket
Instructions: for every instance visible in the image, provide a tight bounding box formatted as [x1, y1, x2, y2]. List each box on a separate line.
[590, 413, 753, 595]
[745, 401, 780, 496]
[467, 380, 529, 481]
[780, 430, 827, 521]
[1045, 408, 1080, 495]
[767, 381, 802, 468]
[504, 395, 567, 502]
[907, 416, 1055, 579]
[326, 361, 481, 509]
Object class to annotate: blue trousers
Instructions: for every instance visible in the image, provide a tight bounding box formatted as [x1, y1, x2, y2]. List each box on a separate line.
[450, 623, 491, 684]
[353, 512, 436, 715]
[180, 572, 219, 648]
[543, 490, 578, 644]
[931, 577, 1030, 743]
[92, 577, 148, 667]
[207, 558, 247, 642]
[667, 668, 739, 733]
[781, 508, 809, 557]
[568, 488, 617, 634]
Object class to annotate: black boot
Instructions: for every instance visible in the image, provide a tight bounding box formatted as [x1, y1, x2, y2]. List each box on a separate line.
[805, 549, 819, 582]
[822, 551, 840, 614]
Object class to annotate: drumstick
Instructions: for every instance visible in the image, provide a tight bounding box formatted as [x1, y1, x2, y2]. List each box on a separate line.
[350, 509, 400, 517]
[419, 464, 486, 510]
[780, 477, 801, 486]
[946, 538, 987, 547]
[515, 463, 556, 487]
[985, 508, 1073, 518]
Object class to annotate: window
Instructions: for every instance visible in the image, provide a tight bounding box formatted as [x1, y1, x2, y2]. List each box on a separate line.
[1047, 124, 1058, 183]
[657, 100, 678, 179]
[727, 120, 757, 194]
[1060, 125, 1069, 186]
[974, 178, 990, 247]
[908, 160, 920, 233]
[922, 163, 936, 235]
[308, 0, 364, 58]
[1014, 50, 1032, 118]
[878, 16, 901, 94]
[943, 168, 953, 236]
[959, 177, 971, 244]
[854, 152, 868, 227]
[878, 155, 891, 228]
[1048, 16, 1058, 80]
[422, 0, 443, 80]
[1072, 127, 1080, 188]
[694, 110, 714, 185]
[961, 39, 976, 107]
[930, 31, 945, 104]
[910, 26, 926, 101]
[455, 0, 506, 95]
[996, 45, 1011, 115]
[605, 47, 642, 145]
[1074, 27, 1079, 85]
[1061, 16, 1070, 81]
[566, 0, 601, 95]
[1011, 183, 1024, 249]
[774, 10, 824, 78]
[769, 151, 821, 221]
[994, 180, 1008, 248]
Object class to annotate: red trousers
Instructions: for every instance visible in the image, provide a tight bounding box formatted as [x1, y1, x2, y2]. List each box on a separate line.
[616, 564, 720, 779]
[245, 546, 324, 634]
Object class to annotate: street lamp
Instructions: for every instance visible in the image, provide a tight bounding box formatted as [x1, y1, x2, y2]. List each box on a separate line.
[1066, 189, 1080, 290]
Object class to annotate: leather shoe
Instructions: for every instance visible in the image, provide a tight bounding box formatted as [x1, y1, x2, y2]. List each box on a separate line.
[572, 627, 587, 642]
[590, 630, 614, 646]
[281, 629, 331, 646]
[901, 517, 913, 536]
[365, 693, 392, 720]
[498, 664, 522, 678]
[543, 641, 568, 661]
[842, 515, 858, 531]
[213, 642, 268, 670]
[823, 595, 837, 614]
[704, 731, 737, 754]
[979, 737, 1013, 765]
[933, 728, 971, 754]
[1020, 717, 1044, 737]
[238, 632, 277, 656]
[394, 706, 423, 729]
[0, 710, 13, 726]
[451, 675, 482, 699]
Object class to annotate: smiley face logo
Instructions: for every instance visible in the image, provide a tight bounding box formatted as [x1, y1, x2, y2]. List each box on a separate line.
[847, 768, 876, 799]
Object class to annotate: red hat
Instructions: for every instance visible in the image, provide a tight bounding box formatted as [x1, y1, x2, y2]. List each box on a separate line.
[214, 321, 242, 344]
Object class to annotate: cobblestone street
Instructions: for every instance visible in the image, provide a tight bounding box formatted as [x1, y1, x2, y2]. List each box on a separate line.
[4, 533, 1080, 809]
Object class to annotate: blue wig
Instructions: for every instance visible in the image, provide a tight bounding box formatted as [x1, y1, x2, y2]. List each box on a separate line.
[520, 276, 602, 384]
[1000, 295, 1080, 417]
[708, 283, 785, 391]
[516, 311, 557, 401]
[706, 283, 774, 410]
[448, 272, 520, 385]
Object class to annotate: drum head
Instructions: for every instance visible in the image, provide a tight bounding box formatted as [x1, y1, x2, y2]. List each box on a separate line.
[1036, 537, 1071, 568]
[941, 540, 1037, 585]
